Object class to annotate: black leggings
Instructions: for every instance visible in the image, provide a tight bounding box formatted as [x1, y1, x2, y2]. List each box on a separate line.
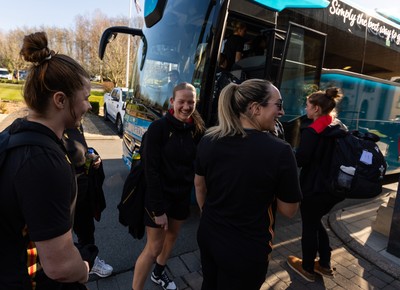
[300, 193, 343, 272]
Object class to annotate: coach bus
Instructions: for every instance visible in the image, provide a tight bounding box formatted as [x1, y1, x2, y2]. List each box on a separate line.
[99, 0, 400, 174]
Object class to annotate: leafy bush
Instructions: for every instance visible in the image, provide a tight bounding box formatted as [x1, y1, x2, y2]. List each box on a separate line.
[90, 93, 103, 109]
[90, 101, 100, 115]
[0, 79, 25, 85]
[102, 81, 115, 93]
[90, 90, 104, 97]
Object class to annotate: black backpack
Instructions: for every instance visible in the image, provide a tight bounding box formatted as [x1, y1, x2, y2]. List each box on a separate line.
[329, 130, 387, 199]
[118, 157, 146, 239]
[118, 118, 172, 239]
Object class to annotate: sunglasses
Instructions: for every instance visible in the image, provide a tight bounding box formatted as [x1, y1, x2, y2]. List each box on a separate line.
[267, 101, 283, 111]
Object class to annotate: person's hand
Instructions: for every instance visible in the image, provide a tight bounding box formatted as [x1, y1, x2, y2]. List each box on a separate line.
[154, 213, 168, 231]
[92, 157, 101, 169]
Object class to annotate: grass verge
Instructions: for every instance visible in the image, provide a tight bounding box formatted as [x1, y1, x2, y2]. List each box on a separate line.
[0, 83, 24, 101]
[0, 83, 104, 107]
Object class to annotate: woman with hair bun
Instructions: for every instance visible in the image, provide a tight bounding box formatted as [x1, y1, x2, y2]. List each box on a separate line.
[0, 31, 93, 289]
[195, 79, 302, 290]
[287, 87, 346, 282]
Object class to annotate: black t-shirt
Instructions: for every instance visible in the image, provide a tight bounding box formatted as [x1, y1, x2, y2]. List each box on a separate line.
[195, 130, 302, 259]
[0, 119, 75, 289]
[223, 34, 245, 70]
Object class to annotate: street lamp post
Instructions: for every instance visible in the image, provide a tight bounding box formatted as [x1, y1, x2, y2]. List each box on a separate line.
[125, 0, 133, 87]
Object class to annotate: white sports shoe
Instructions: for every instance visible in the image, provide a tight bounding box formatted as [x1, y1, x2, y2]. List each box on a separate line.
[89, 256, 113, 278]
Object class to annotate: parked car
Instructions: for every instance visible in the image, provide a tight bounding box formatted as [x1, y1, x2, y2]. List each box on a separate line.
[103, 87, 130, 134]
[90, 75, 101, 82]
[0, 68, 12, 80]
[19, 70, 28, 80]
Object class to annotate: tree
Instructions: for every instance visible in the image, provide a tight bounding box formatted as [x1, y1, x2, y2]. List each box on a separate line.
[1, 29, 26, 79]
[0, 12, 131, 86]
[74, 15, 91, 69]
[85, 10, 113, 81]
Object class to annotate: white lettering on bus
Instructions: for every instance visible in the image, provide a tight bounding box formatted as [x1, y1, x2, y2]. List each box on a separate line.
[329, 0, 357, 26]
[329, 0, 400, 46]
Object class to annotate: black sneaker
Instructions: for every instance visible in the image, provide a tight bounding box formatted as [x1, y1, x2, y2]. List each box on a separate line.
[151, 270, 177, 290]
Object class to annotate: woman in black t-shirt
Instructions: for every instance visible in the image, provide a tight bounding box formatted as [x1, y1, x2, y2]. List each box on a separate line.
[195, 79, 302, 290]
[0, 31, 93, 289]
[222, 21, 247, 70]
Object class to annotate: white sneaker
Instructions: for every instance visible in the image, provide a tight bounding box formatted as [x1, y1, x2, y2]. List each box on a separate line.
[151, 270, 177, 290]
[89, 256, 113, 277]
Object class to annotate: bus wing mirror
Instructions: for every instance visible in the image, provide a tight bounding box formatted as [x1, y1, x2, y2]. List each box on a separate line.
[99, 26, 144, 60]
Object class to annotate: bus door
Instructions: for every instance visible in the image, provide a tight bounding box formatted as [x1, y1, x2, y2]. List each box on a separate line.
[277, 22, 326, 147]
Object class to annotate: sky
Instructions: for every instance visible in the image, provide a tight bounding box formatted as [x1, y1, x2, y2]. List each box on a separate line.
[347, 0, 400, 14]
[0, 0, 399, 33]
[0, 0, 132, 32]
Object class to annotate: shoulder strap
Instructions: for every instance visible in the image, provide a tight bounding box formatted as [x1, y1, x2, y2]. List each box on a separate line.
[7, 131, 65, 156]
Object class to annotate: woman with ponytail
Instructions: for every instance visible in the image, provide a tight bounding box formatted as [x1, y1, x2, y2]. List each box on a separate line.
[195, 79, 302, 290]
[287, 87, 346, 282]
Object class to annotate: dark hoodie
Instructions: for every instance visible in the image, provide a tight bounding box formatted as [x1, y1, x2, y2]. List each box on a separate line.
[296, 115, 347, 197]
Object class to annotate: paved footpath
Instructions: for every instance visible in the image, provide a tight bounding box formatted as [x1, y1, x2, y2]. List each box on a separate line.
[86, 183, 400, 290]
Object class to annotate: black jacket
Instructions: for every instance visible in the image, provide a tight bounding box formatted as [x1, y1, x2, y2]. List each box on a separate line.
[296, 117, 347, 197]
[63, 127, 106, 221]
[143, 111, 201, 216]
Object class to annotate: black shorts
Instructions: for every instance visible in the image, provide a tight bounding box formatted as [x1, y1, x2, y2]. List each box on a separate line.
[144, 196, 190, 228]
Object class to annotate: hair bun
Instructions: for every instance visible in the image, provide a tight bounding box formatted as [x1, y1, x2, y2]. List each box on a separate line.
[325, 87, 340, 100]
[20, 32, 53, 65]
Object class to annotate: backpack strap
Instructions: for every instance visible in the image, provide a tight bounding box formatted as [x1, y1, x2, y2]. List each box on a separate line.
[7, 131, 65, 156]
[0, 130, 69, 181]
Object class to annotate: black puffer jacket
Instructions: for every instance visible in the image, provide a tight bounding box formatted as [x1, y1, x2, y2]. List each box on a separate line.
[143, 111, 202, 216]
[296, 117, 347, 197]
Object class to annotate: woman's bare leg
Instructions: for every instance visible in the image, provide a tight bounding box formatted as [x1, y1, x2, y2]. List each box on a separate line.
[132, 226, 165, 290]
